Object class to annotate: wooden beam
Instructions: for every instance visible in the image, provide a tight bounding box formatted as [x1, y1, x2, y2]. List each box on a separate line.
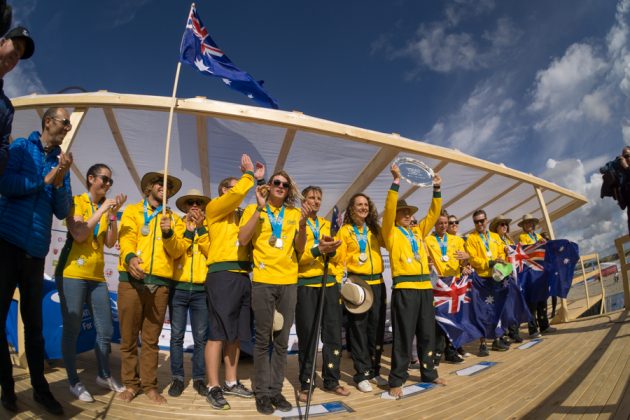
[273, 128, 297, 174]
[399, 160, 449, 201]
[442, 172, 494, 209]
[103, 107, 142, 195]
[535, 186, 555, 239]
[614, 235, 630, 311]
[59, 108, 87, 153]
[465, 193, 537, 236]
[35, 108, 44, 119]
[196, 115, 211, 197]
[326, 147, 399, 219]
[459, 180, 523, 221]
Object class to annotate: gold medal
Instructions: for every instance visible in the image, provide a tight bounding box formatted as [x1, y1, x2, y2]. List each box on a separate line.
[141, 224, 150, 236]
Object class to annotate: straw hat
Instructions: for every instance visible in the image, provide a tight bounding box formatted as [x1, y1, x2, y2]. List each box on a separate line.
[489, 214, 512, 233]
[175, 188, 210, 213]
[340, 276, 374, 314]
[517, 213, 539, 228]
[272, 309, 284, 332]
[396, 199, 418, 216]
[140, 170, 182, 198]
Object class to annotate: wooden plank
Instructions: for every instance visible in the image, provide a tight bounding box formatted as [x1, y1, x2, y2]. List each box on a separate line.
[459, 180, 523, 221]
[59, 107, 87, 153]
[273, 127, 297, 174]
[398, 160, 448, 201]
[442, 172, 494, 209]
[195, 115, 211, 197]
[103, 107, 142, 195]
[614, 235, 630, 310]
[535, 186, 555, 239]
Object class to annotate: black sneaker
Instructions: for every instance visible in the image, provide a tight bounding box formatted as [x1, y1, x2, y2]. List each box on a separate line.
[478, 343, 489, 357]
[491, 338, 509, 351]
[445, 353, 465, 364]
[33, 390, 63, 416]
[541, 326, 557, 334]
[1, 389, 17, 413]
[207, 386, 230, 410]
[255, 395, 274, 415]
[509, 332, 524, 343]
[193, 379, 208, 396]
[500, 336, 512, 347]
[168, 379, 185, 397]
[270, 393, 292, 412]
[223, 381, 253, 398]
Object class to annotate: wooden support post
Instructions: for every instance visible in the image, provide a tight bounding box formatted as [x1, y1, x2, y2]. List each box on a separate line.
[614, 235, 630, 312]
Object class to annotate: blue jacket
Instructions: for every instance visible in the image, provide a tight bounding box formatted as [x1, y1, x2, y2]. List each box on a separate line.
[0, 131, 72, 258]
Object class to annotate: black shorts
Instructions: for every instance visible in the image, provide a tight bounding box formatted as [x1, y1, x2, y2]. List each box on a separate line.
[205, 270, 252, 342]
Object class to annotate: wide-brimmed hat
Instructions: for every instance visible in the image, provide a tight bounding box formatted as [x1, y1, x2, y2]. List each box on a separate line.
[489, 214, 512, 233]
[272, 309, 284, 332]
[396, 199, 418, 216]
[5, 26, 35, 60]
[175, 188, 210, 213]
[340, 276, 374, 314]
[140, 170, 182, 199]
[517, 213, 539, 228]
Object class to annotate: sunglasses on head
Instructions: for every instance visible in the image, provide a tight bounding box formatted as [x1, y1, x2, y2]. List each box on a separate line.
[474, 218, 486, 224]
[272, 179, 290, 189]
[96, 174, 113, 186]
[186, 199, 204, 207]
[448, 220, 459, 225]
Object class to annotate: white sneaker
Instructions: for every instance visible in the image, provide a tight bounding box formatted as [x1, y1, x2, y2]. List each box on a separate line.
[69, 382, 94, 402]
[370, 376, 388, 387]
[357, 380, 373, 393]
[96, 376, 126, 393]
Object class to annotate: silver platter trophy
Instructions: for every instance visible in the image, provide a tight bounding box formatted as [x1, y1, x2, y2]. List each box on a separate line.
[393, 156, 435, 187]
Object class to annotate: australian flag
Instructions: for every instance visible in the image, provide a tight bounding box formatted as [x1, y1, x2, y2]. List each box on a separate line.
[179, 5, 279, 109]
[434, 275, 484, 348]
[545, 239, 579, 298]
[512, 242, 548, 304]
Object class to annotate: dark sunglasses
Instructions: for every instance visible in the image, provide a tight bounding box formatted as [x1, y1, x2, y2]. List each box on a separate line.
[153, 179, 174, 189]
[96, 174, 113, 186]
[448, 220, 459, 225]
[272, 179, 290, 189]
[51, 116, 72, 128]
[498, 222, 509, 227]
[186, 199, 204, 207]
[473, 218, 486, 224]
[624, 154, 630, 158]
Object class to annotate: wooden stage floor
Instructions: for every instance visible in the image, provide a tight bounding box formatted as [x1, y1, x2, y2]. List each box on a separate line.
[5, 310, 630, 419]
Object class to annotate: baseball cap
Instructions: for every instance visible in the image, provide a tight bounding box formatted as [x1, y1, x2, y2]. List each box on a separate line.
[5, 26, 34, 59]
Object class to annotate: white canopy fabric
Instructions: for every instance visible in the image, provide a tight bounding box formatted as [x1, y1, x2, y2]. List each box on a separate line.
[11, 91, 587, 236]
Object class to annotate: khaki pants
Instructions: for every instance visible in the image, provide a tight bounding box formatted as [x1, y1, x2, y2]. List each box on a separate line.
[118, 281, 169, 393]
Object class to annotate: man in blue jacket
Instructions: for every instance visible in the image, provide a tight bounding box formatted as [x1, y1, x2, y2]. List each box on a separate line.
[0, 107, 73, 415]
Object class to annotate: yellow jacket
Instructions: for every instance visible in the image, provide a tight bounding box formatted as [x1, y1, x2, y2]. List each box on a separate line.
[59, 193, 109, 281]
[172, 221, 210, 291]
[465, 230, 507, 277]
[240, 203, 302, 285]
[336, 223, 383, 286]
[298, 216, 338, 287]
[519, 232, 543, 245]
[205, 171, 255, 273]
[118, 200, 189, 285]
[382, 184, 441, 289]
[425, 233, 466, 277]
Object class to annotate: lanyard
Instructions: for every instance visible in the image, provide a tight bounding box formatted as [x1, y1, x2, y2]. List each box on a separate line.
[266, 204, 285, 239]
[143, 199, 163, 226]
[307, 217, 320, 245]
[434, 233, 448, 257]
[528, 232, 538, 243]
[88, 194, 102, 241]
[397, 226, 419, 255]
[479, 231, 491, 255]
[352, 224, 368, 254]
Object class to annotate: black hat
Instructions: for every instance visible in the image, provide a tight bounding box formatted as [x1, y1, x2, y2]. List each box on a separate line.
[5, 26, 34, 59]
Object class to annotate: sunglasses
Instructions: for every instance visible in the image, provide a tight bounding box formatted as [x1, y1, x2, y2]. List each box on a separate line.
[186, 199, 204, 207]
[448, 220, 459, 225]
[624, 154, 630, 159]
[95, 174, 113, 186]
[498, 222, 509, 227]
[153, 179, 174, 189]
[473, 218, 486, 224]
[51, 116, 72, 128]
[272, 179, 290, 189]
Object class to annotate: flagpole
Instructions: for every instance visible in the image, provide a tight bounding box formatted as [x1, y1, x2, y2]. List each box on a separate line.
[161, 2, 195, 214]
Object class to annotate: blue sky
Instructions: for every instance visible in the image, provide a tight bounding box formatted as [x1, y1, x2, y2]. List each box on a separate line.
[8, 0, 630, 255]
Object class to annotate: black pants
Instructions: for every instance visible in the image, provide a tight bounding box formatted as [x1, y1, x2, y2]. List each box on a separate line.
[527, 300, 550, 334]
[348, 282, 386, 384]
[435, 323, 458, 362]
[0, 239, 49, 394]
[295, 285, 343, 391]
[388, 288, 437, 387]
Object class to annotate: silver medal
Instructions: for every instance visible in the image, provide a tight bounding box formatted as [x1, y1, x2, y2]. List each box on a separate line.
[141, 224, 150, 236]
[275, 238, 283, 249]
[359, 252, 368, 263]
[486, 251, 492, 258]
[414, 253, 421, 261]
[441, 255, 449, 262]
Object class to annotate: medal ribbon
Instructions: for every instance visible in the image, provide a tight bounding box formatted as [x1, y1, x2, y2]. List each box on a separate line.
[479, 231, 492, 256]
[306, 217, 320, 245]
[434, 233, 448, 258]
[528, 232, 538, 243]
[266, 204, 285, 240]
[352, 224, 368, 254]
[143, 199, 163, 229]
[398, 226, 419, 255]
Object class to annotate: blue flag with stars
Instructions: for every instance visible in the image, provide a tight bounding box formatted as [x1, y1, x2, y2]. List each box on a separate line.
[179, 5, 279, 109]
[545, 239, 580, 299]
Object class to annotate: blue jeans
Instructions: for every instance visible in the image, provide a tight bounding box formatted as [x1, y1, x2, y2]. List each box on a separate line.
[169, 288, 208, 380]
[56, 277, 113, 386]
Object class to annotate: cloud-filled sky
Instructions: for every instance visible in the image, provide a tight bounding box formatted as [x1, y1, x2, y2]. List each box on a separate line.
[7, 0, 630, 255]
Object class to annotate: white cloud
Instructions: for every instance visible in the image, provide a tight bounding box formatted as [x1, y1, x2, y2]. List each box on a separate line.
[482, 17, 522, 49]
[109, 0, 153, 28]
[445, 0, 495, 26]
